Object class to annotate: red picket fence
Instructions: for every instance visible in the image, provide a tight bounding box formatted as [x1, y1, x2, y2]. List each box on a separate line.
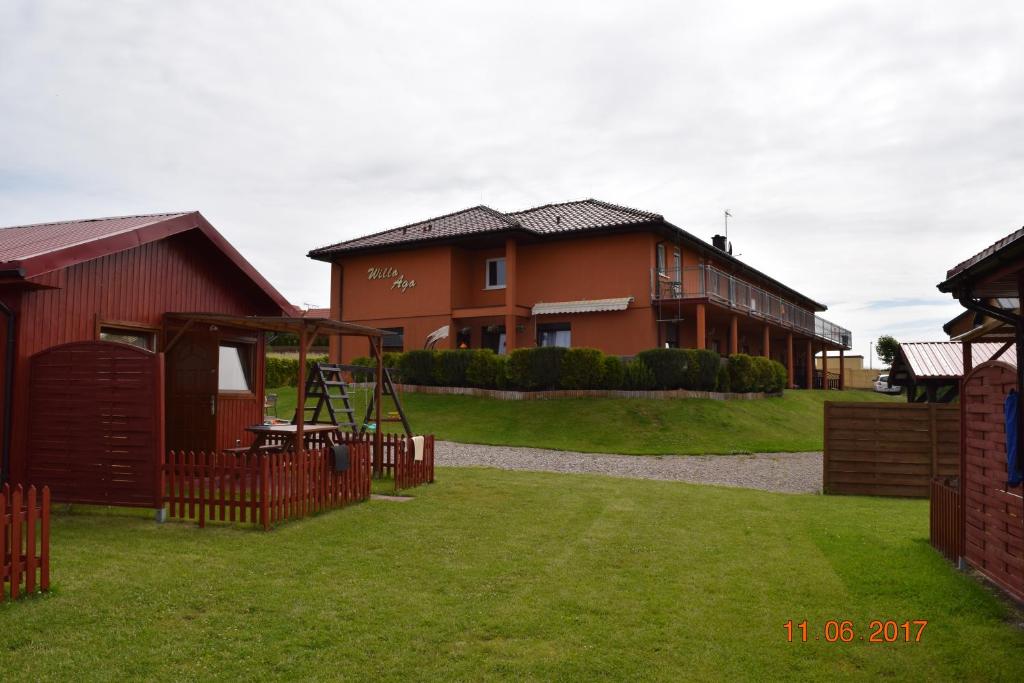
[930, 477, 963, 564]
[161, 444, 371, 530]
[1, 484, 51, 601]
[336, 432, 435, 490]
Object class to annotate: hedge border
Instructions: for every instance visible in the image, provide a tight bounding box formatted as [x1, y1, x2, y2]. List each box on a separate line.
[350, 383, 779, 401]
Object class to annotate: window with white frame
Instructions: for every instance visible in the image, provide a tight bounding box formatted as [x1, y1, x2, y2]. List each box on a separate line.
[537, 322, 571, 348]
[485, 257, 506, 289]
[219, 343, 254, 392]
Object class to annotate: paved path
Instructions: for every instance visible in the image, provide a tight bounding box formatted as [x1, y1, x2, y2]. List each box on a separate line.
[436, 441, 823, 494]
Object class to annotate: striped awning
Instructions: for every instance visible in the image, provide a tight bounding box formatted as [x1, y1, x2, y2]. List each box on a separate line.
[531, 297, 634, 315]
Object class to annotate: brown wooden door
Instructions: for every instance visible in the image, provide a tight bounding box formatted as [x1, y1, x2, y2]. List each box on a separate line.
[166, 332, 218, 452]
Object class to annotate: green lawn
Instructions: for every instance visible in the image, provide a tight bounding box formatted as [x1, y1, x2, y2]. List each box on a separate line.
[1, 468, 1020, 680]
[268, 387, 899, 454]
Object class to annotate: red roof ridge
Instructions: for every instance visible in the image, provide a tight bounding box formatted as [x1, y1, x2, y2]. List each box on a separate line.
[0, 211, 191, 232]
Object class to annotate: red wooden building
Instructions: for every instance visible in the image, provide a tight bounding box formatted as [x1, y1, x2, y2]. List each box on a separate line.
[936, 227, 1024, 601]
[0, 211, 293, 505]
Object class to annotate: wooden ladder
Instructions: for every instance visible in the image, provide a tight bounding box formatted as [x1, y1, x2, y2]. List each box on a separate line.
[293, 363, 358, 430]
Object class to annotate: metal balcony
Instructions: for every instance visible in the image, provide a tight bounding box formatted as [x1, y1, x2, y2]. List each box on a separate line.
[651, 265, 852, 348]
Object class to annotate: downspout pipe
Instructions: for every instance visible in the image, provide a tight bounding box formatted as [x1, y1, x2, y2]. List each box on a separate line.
[0, 300, 13, 486]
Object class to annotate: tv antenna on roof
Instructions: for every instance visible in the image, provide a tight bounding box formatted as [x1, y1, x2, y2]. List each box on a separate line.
[724, 210, 732, 240]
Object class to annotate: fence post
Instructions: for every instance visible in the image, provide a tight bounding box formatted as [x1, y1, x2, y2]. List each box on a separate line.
[41, 486, 50, 592]
[929, 403, 939, 479]
[11, 485, 21, 600]
[26, 486, 36, 594]
[822, 402, 831, 494]
[261, 456, 271, 531]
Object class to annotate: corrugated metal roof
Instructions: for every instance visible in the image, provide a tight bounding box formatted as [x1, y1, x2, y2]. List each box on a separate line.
[900, 341, 1013, 378]
[945, 227, 1024, 281]
[532, 297, 634, 315]
[0, 213, 189, 263]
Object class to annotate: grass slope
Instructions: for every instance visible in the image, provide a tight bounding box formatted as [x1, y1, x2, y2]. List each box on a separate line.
[1, 469, 1020, 680]
[269, 387, 898, 454]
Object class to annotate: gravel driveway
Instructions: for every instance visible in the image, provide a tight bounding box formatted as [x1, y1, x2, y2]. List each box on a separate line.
[436, 441, 823, 494]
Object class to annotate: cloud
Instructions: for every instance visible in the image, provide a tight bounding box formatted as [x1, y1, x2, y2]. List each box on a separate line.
[1, 0, 1023, 363]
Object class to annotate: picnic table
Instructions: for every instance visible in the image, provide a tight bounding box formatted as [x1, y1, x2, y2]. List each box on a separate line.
[245, 423, 340, 452]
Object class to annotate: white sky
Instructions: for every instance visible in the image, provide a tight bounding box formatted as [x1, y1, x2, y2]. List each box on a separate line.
[3, 1, 1024, 366]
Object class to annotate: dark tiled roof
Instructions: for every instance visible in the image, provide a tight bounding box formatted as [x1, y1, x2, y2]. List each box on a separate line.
[0, 212, 189, 263]
[310, 205, 518, 255]
[309, 199, 661, 256]
[945, 226, 1024, 281]
[508, 199, 661, 234]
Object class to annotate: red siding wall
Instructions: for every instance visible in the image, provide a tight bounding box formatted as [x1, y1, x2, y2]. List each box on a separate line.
[6, 229, 281, 485]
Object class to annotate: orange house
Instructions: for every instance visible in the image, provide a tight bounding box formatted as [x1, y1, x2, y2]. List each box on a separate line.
[308, 199, 852, 388]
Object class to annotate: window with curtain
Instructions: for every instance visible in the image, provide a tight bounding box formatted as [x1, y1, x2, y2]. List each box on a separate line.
[485, 257, 506, 289]
[219, 343, 253, 392]
[537, 322, 571, 348]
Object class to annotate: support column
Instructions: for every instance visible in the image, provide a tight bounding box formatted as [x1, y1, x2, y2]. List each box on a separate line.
[696, 303, 706, 350]
[805, 340, 813, 390]
[839, 349, 845, 390]
[821, 348, 828, 390]
[329, 263, 343, 363]
[786, 333, 794, 389]
[729, 315, 738, 356]
[504, 237, 518, 352]
[762, 325, 770, 358]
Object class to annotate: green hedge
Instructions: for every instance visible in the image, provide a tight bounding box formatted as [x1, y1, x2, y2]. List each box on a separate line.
[268, 347, 786, 394]
[265, 354, 329, 388]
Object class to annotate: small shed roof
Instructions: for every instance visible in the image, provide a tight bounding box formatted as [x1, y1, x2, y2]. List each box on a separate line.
[0, 211, 293, 313]
[894, 341, 1013, 380]
[531, 297, 634, 315]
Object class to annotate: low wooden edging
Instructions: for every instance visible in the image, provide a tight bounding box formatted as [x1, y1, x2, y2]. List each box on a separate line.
[161, 445, 371, 530]
[351, 382, 774, 401]
[1, 484, 51, 601]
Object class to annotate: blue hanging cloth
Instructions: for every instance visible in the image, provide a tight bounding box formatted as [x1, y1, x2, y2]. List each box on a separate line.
[1004, 390, 1023, 487]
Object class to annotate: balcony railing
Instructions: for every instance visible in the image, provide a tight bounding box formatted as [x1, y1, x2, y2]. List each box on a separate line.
[651, 265, 852, 348]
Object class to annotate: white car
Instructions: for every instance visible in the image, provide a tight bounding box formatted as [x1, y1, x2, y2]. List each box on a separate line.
[874, 374, 901, 394]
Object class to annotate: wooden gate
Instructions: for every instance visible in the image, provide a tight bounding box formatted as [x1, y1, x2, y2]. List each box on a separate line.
[26, 341, 163, 507]
[823, 402, 960, 497]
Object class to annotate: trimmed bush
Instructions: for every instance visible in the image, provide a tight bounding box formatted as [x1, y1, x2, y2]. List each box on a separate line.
[636, 348, 689, 389]
[601, 355, 626, 390]
[433, 349, 474, 386]
[398, 350, 436, 385]
[506, 347, 568, 390]
[624, 359, 656, 390]
[494, 355, 510, 389]
[715, 363, 731, 392]
[751, 356, 775, 393]
[727, 354, 756, 393]
[771, 361, 788, 393]
[688, 349, 721, 391]
[560, 348, 605, 389]
[466, 349, 501, 388]
[348, 355, 374, 382]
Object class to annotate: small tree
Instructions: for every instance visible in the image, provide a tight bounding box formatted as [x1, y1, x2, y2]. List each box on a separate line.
[875, 335, 900, 368]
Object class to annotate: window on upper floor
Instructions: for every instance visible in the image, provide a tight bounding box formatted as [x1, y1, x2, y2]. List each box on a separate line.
[656, 244, 666, 275]
[485, 257, 506, 289]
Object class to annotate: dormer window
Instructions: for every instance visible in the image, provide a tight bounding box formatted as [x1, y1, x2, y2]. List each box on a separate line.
[485, 257, 506, 289]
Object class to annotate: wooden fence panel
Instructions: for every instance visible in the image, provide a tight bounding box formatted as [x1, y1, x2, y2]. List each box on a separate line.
[160, 445, 371, 529]
[930, 477, 963, 562]
[823, 402, 960, 497]
[1, 484, 51, 601]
